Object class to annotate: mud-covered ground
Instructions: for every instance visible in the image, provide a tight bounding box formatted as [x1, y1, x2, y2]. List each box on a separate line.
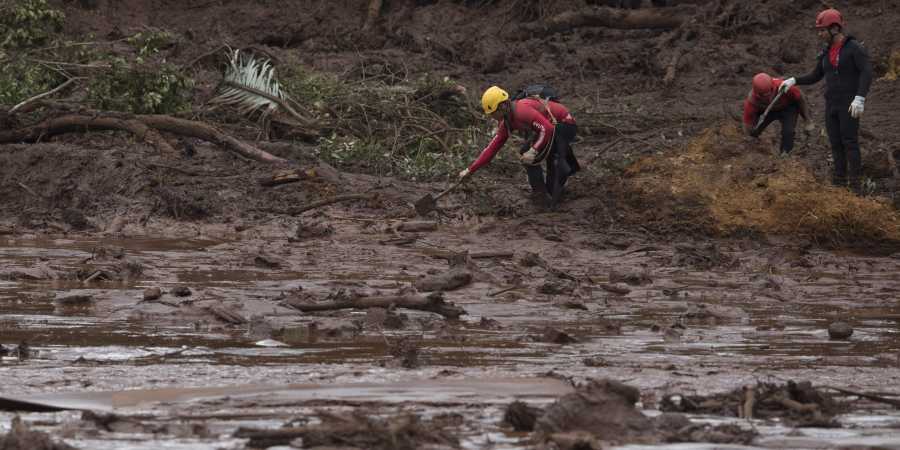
[2, 0, 900, 449]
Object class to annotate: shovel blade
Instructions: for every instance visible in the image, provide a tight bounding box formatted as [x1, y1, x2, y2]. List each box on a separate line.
[414, 194, 437, 216]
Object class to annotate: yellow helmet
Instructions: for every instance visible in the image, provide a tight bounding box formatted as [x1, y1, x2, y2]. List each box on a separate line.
[481, 86, 509, 115]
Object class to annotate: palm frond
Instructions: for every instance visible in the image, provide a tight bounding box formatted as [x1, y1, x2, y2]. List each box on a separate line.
[212, 48, 285, 121]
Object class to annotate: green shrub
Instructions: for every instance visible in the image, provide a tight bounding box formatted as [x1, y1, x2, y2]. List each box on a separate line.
[0, 57, 63, 105]
[0, 0, 64, 49]
[126, 29, 176, 59]
[86, 57, 194, 114]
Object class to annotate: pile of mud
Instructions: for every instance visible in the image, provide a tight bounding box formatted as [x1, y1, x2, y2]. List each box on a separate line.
[623, 125, 900, 249]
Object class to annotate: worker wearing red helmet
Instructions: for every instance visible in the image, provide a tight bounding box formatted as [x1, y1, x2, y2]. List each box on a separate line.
[742, 72, 812, 156]
[779, 8, 873, 190]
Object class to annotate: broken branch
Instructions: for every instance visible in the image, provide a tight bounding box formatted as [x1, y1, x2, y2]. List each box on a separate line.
[8, 77, 83, 115]
[284, 292, 465, 319]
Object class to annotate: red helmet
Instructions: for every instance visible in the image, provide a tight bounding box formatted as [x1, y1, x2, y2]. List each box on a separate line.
[815, 9, 843, 29]
[752, 73, 773, 96]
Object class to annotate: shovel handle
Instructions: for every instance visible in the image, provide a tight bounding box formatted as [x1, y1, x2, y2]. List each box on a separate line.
[754, 90, 784, 132]
[433, 178, 464, 201]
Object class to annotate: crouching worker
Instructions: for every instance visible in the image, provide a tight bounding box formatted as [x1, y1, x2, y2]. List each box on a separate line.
[459, 86, 580, 208]
[743, 72, 812, 157]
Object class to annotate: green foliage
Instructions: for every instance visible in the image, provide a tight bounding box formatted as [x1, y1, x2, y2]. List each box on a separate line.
[0, 57, 63, 105]
[279, 66, 342, 106]
[87, 57, 194, 114]
[0, 0, 64, 49]
[126, 29, 176, 59]
[283, 65, 486, 181]
[315, 132, 472, 181]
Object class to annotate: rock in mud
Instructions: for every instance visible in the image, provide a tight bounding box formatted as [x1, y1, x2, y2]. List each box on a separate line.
[683, 303, 748, 322]
[143, 287, 162, 301]
[171, 286, 192, 297]
[253, 253, 286, 269]
[535, 379, 651, 442]
[544, 431, 602, 450]
[0, 416, 76, 450]
[61, 208, 91, 231]
[541, 327, 577, 344]
[672, 242, 735, 270]
[414, 268, 472, 292]
[666, 422, 757, 445]
[538, 280, 576, 295]
[828, 321, 853, 340]
[293, 220, 334, 240]
[609, 268, 652, 286]
[504, 400, 541, 431]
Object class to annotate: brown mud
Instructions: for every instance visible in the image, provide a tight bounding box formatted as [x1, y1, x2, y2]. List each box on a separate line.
[2, 0, 900, 449]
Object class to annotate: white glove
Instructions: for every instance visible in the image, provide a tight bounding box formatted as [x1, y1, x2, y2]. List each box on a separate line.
[849, 96, 865, 119]
[520, 147, 538, 164]
[778, 77, 796, 94]
[458, 168, 470, 179]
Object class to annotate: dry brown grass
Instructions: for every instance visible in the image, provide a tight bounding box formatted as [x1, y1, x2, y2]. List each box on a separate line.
[624, 125, 900, 245]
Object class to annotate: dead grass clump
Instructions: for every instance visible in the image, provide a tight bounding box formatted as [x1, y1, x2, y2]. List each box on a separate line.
[624, 125, 900, 246]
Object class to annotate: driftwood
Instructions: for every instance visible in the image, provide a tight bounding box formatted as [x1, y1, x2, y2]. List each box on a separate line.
[257, 168, 311, 187]
[0, 114, 178, 156]
[0, 108, 286, 163]
[284, 292, 465, 319]
[396, 221, 437, 232]
[520, 5, 692, 36]
[206, 305, 248, 325]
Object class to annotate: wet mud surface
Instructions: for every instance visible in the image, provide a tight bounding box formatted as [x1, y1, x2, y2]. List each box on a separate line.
[2, 213, 900, 449]
[2, 0, 900, 448]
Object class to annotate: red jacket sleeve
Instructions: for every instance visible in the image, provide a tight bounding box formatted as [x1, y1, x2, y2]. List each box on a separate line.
[785, 85, 802, 103]
[742, 97, 758, 128]
[468, 121, 509, 173]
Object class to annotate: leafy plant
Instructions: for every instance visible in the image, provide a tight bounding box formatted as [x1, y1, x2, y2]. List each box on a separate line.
[0, 58, 63, 105]
[0, 0, 64, 49]
[126, 29, 176, 59]
[87, 57, 193, 114]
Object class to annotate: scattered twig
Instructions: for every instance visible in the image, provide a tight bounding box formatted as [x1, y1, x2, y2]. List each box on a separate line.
[8, 77, 83, 114]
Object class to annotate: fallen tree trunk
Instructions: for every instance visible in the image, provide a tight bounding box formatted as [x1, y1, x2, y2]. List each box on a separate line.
[521, 5, 692, 36]
[0, 114, 177, 156]
[139, 115, 286, 163]
[284, 292, 465, 319]
[0, 109, 287, 163]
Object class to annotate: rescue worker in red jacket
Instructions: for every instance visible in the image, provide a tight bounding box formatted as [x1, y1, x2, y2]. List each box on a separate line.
[459, 86, 580, 207]
[743, 72, 812, 157]
[779, 8, 873, 190]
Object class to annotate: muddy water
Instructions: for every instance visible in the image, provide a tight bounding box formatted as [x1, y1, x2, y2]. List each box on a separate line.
[2, 218, 900, 449]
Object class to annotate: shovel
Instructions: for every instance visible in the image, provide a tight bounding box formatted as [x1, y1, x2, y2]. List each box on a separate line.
[414, 178, 464, 216]
[752, 90, 784, 134]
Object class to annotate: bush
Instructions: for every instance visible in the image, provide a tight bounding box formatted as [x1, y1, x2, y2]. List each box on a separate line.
[0, 0, 64, 49]
[87, 57, 194, 114]
[0, 58, 63, 106]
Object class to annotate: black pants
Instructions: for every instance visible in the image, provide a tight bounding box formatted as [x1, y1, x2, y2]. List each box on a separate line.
[824, 101, 861, 186]
[522, 123, 580, 206]
[757, 102, 798, 154]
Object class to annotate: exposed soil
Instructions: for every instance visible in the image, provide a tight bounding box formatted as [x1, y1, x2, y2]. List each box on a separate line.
[2, 0, 900, 449]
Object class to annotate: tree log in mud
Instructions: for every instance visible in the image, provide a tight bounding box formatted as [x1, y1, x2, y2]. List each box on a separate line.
[284, 292, 466, 319]
[0, 107, 286, 164]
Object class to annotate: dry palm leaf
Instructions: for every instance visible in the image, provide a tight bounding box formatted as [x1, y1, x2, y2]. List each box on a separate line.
[212, 48, 310, 125]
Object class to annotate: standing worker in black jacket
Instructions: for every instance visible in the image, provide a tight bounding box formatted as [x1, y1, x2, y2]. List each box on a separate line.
[779, 8, 873, 191]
